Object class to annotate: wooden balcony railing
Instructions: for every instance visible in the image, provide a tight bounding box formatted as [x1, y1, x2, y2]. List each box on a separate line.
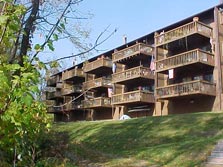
[47, 102, 82, 113]
[47, 106, 61, 113]
[61, 84, 82, 95]
[64, 102, 82, 110]
[83, 77, 112, 90]
[82, 97, 111, 108]
[112, 43, 153, 62]
[56, 82, 63, 89]
[156, 80, 216, 99]
[45, 100, 55, 106]
[47, 76, 57, 86]
[112, 66, 154, 83]
[155, 21, 212, 46]
[83, 58, 112, 73]
[46, 91, 62, 100]
[62, 68, 84, 81]
[112, 90, 155, 105]
[156, 49, 214, 71]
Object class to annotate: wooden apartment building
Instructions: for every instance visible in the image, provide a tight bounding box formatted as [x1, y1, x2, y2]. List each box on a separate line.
[45, 4, 223, 121]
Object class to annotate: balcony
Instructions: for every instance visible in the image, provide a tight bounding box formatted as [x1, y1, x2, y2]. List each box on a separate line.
[112, 90, 155, 105]
[47, 106, 61, 113]
[45, 100, 55, 106]
[47, 76, 57, 86]
[62, 68, 84, 81]
[56, 82, 63, 89]
[61, 84, 82, 96]
[83, 58, 112, 74]
[112, 66, 154, 84]
[46, 91, 62, 100]
[64, 102, 82, 110]
[83, 77, 112, 90]
[155, 21, 212, 46]
[156, 80, 216, 99]
[47, 102, 82, 113]
[82, 97, 111, 109]
[156, 49, 214, 73]
[112, 43, 153, 63]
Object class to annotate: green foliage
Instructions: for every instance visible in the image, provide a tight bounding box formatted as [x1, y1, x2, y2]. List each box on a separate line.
[0, 58, 50, 166]
[47, 40, 54, 51]
[0, 2, 26, 52]
[0, 1, 50, 166]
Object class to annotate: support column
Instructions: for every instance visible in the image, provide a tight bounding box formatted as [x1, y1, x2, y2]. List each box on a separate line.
[214, 7, 222, 111]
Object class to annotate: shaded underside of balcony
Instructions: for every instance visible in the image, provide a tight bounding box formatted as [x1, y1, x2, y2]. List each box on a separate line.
[163, 95, 215, 114]
[113, 100, 155, 107]
[63, 76, 85, 82]
[114, 53, 151, 64]
[85, 66, 112, 76]
[83, 85, 112, 92]
[127, 104, 155, 113]
[46, 92, 63, 100]
[113, 77, 154, 85]
[157, 61, 214, 75]
[61, 91, 82, 96]
[157, 91, 216, 100]
[46, 78, 57, 87]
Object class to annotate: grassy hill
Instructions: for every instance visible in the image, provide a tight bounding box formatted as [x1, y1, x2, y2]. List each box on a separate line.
[44, 112, 223, 167]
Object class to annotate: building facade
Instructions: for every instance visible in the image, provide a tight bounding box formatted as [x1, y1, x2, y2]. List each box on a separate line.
[45, 5, 223, 121]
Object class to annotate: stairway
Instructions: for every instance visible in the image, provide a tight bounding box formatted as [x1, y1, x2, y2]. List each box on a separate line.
[206, 140, 223, 167]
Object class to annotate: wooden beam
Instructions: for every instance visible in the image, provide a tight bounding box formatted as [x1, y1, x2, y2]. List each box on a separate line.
[214, 7, 222, 110]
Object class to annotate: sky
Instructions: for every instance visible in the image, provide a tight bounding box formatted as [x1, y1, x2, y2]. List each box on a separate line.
[38, 0, 220, 69]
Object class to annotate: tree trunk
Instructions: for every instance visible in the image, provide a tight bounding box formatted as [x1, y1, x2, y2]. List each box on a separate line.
[18, 0, 39, 66]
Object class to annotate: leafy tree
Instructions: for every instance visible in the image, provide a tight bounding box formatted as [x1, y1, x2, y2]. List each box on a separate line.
[0, 2, 49, 166]
[0, 0, 116, 166]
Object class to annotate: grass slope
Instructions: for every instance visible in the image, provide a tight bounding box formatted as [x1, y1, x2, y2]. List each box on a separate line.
[50, 112, 223, 167]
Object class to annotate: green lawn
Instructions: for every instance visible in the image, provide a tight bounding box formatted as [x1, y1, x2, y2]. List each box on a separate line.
[45, 112, 223, 167]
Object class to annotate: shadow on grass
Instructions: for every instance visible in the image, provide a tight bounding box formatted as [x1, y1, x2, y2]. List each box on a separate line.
[54, 112, 223, 166]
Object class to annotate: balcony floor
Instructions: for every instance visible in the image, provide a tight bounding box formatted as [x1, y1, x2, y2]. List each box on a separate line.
[157, 91, 216, 100]
[112, 101, 154, 107]
[83, 105, 112, 109]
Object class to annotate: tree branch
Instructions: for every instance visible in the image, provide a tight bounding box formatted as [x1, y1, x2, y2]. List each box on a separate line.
[30, 0, 74, 62]
[44, 26, 117, 64]
[0, 2, 9, 44]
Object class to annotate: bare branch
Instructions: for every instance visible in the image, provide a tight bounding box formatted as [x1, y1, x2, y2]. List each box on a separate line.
[0, 2, 9, 44]
[30, 0, 74, 62]
[44, 27, 117, 64]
